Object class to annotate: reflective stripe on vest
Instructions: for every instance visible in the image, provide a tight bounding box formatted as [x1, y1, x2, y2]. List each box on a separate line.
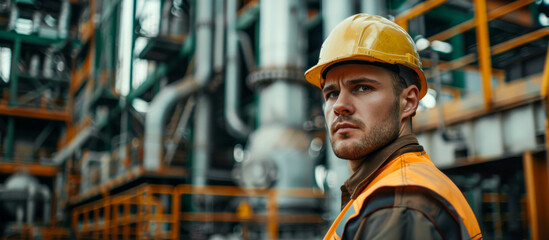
[323, 200, 356, 240]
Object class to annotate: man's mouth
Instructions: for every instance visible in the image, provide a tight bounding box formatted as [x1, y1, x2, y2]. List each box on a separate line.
[333, 122, 359, 134]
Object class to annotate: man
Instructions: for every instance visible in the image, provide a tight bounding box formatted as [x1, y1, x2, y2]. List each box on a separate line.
[304, 14, 482, 240]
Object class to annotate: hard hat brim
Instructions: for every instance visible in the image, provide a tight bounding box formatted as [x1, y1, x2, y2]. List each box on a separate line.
[305, 55, 427, 99]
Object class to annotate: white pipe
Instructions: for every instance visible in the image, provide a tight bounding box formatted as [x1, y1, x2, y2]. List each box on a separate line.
[192, 0, 214, 186]
[194, 0, 213, 87]
[41, 186, 51, 225]
[144, 0, 213, 175]
[361, 0, 386, 16]
[58, 0, 70, 38]
[322, 0, 353, 35]
[258, 0, 306, 126]
[53, 127, 93, 165]
[143, 78, 199, 170]
[225, 0, 251, 138]
[214, 0, 225, 71]
[27, 183, 35, 223]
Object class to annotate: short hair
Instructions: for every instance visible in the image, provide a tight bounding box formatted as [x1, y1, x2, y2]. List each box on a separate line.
[390, 71, 407, 96]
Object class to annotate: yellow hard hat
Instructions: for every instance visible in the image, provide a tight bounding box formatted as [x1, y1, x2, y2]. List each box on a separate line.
[305, 14, 427, 99]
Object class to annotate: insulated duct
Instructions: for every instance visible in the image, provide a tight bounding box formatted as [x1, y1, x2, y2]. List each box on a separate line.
[192, 0, 214, 186]
[238, 0, 315, 210]
[225, 0, 251, 138]
[144, 78, 199, 171]
[143, 0, 213, 174]
[361, 0, 386, 17]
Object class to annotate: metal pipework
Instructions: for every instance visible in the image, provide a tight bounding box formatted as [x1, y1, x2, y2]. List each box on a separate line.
[225, 0, 251, 138]
[26, 183, 35, 224]
[41, 185, 50, 225]
[143, 77, 199, 170]
[258, 0, 307, 126]
[237, 1, 315, 215]
[144, 0, 213, 175]
[192, 0, 214, 186]
[362, 0, 386, 17]
[58, 0, 69, 38]
[53, 127, 93, 165]
[323, 0, 353, 34]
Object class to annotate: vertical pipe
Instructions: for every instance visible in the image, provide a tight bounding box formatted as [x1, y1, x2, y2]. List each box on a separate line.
[259, 0, 306, 127]
[473, 0, 493, 111]
[192, 0, 213, 186]
[7, 4, 17, 31]
[27, 184, 36, 223]
[129, 0, 136, 93]
[361, 0, 386, 16]
[225, 0, 251, 137]
[323, 0, 353, 34]
[5, 117, 14, 160]
[214, 0, 225, 71]
[41, 186, 51, 225]
[322, 0, 353, 221]
[9, 38, 20, 105]
[58, 0, 70, 39]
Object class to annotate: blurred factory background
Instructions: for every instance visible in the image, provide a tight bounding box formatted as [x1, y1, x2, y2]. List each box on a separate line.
[0, 0, 548, 239]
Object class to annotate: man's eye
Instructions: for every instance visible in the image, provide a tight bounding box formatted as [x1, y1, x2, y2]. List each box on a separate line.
[325, 91, 339, 99]
[356, 85, 371, 92]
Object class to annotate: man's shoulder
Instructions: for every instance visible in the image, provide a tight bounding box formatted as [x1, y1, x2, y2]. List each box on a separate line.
[344, 186, 461, 240]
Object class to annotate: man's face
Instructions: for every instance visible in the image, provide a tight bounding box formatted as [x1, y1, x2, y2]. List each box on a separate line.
[323, 64, 401, 160]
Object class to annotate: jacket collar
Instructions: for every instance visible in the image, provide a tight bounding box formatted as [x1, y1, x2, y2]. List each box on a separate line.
[340, 134, 424, 209]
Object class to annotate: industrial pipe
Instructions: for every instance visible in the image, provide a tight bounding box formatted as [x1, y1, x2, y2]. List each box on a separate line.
[143, 0, 213, 179]
[27, 183, 35, 224]
[225, 0, 252, 138]
[53, 127, 93, 165]
[192, 0, 214, 186]
[361, 0, 386, 17]
[143, 77, 199, 170]
[58, 0, 69, 38]
[40, 185, 50, 225]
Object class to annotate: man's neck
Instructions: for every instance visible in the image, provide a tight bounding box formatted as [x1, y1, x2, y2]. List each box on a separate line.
[348, 159, 363, 175]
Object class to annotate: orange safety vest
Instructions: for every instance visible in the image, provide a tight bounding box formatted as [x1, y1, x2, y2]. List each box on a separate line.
[324, 151, 482, 240]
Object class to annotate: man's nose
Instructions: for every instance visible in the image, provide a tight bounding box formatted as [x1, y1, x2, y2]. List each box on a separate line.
[333, 91, 354, 116]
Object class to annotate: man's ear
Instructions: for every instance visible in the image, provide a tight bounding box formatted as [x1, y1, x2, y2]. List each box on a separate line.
[400, 85, 419, 121]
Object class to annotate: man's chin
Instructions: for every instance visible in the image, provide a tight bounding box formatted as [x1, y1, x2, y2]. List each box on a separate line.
[332, 142, 366, 160]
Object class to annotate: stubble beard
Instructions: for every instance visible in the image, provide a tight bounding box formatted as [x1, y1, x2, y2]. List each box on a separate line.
[331, 99, 401, 160]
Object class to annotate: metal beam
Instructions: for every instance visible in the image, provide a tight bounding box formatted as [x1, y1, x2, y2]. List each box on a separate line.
[428, 0, 536, 42]
[0, 30, 65, 46]
[395, 0, 446, 30]
[523, 151, 549, 240]
[491, 27, 549, 55]
[474, 0, 493, 111]
[0, 104, 69, 121]
[436, 27, 549, 73]
[0, 162, 58, 176]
